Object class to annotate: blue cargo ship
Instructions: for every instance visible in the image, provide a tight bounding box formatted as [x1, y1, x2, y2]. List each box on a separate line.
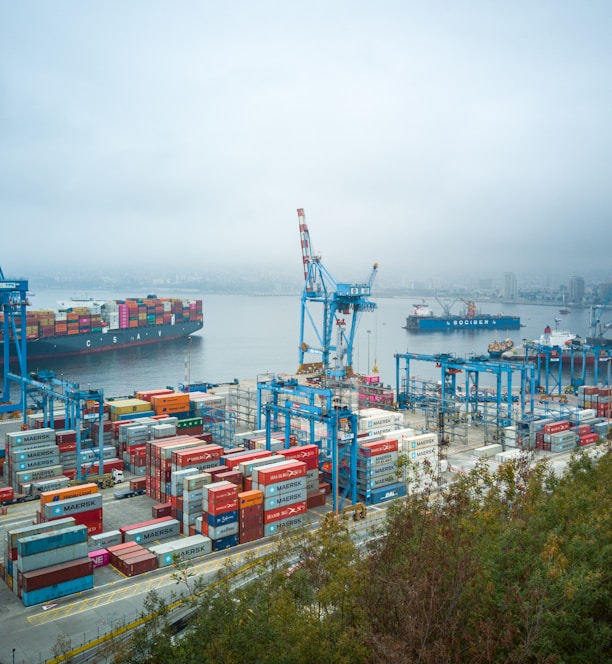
[404, 300, 521, 332]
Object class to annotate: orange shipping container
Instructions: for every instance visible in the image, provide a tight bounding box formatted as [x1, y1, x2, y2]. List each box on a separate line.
[39, 483, 99, 506]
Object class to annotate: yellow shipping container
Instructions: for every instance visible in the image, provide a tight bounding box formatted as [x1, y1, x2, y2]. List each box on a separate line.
[108, 399, 152, 416]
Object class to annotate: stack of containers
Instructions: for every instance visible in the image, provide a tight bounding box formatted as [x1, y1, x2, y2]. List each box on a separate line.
[252, 460, 308, 537]
[149, 534, 212, 568]
[145, 436, 216, 503]
[121, 423, 149, 473]
[356, 438, 406, 505]
[388, 430, 437, 465]
[577, 385, 599, 410]
[190, 392, 227, 425]
[3, 517, 76, 592]
[386, 430, 439, 491]
[237, 452, 282, 491]
[182, 472, 212, 535]
[107, 541, 158, 577]
[200, 481, 240, 551]
[5, 428, 63, 493]
[176, 416, 204, 436]
[17, 524, 92, 606]
[597, 386, 611, 419]
[38, 483, 103, 534]
[136, 388, 175, 402]
[238, 489, 264, 543]
[150, 392, 191, 418]
[358, 408, 404, 437]
[542, 421, 577, 453]
[169, 444, 225, 528]
[108, 398, 155, 422]
[280, 445, 324, 508]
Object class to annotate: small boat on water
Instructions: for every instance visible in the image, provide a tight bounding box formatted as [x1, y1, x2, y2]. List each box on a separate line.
[559, 308, 570, 315]
[488, 338, 514, 358]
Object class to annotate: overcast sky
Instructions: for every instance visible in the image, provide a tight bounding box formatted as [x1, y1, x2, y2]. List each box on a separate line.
[1, 2, 611, 287]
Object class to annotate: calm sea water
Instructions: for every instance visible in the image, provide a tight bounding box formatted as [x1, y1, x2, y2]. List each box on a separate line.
[17, 290, 596, 397]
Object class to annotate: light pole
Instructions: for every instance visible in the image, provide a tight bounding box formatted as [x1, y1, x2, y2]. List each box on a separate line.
[12, 648, 15, 664]
[367, 330, 371, 374]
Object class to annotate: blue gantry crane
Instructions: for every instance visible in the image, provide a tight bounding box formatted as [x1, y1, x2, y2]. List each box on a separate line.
[296, 208, 378, 377]
[0, 265, 29, 415]
[257, 376, 359, 511]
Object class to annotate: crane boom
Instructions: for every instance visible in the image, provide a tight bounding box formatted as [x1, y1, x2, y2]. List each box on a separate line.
[295, 208, 378, 376]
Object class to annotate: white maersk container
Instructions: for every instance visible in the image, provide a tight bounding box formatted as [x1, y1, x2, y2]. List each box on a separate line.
[386, 429, 438, 455]
[149, 534, 212, 567]
[474, 444, 503, 459]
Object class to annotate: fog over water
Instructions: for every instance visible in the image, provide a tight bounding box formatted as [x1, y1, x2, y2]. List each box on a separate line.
[2, 2, 612, 287]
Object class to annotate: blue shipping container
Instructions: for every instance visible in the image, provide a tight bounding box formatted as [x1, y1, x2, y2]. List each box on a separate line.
[366, 482, 407, 505]
[211, 534, 239, 552]
[21, 574, 94, 607]
[206, 510, 238, 528]
[18, 525, 88, 557]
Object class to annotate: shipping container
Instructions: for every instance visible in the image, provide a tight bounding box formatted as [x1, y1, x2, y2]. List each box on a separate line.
[149, 535, 212, 567]
[21, 557, 93, 593]
[21, 574, 94, 607]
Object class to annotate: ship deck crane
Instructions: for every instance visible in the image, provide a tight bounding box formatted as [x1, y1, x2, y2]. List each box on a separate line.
[0, 265, 29, 415]
[296, 208, 378, 377]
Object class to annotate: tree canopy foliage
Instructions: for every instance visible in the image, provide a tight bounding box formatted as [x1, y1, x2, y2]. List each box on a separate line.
[113, 448, 612, 664]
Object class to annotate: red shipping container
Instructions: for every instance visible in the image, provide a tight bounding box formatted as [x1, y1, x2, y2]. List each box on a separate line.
[215, 470, 243, 488]
[579, 433, 600, 446]
[56, 430, 77, 444]
[121, 554, 158, 577]
[205, 483, 239, 502]
[307, 490, 327, 508]
[0, 486, 14, 501]
[203, 465, 230, 479]
[240, 513, 263, 530]
[58, 442, 77, 453]
[172, 445, 224, 467]
[22, 557, 93, 593]
[224, 450, 271, 471]
[239, 527, 264, 544]
[255, 460, 307, 486]
[129, 477, 147, 491]
[542, 421, 570, 434]
[280, 444, 320, 470]
[358, 439, 399, 457]
[152, 503, 173, 518]
[263, 501, 307, 524]
[206, 497, 240, 515]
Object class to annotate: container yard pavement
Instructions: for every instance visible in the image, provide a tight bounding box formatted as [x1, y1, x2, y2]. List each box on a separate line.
[0, 420, 587, 664]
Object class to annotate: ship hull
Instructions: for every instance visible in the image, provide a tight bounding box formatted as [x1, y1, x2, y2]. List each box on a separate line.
[1, 320, 202, 362]
[404, 315, 521, 331]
